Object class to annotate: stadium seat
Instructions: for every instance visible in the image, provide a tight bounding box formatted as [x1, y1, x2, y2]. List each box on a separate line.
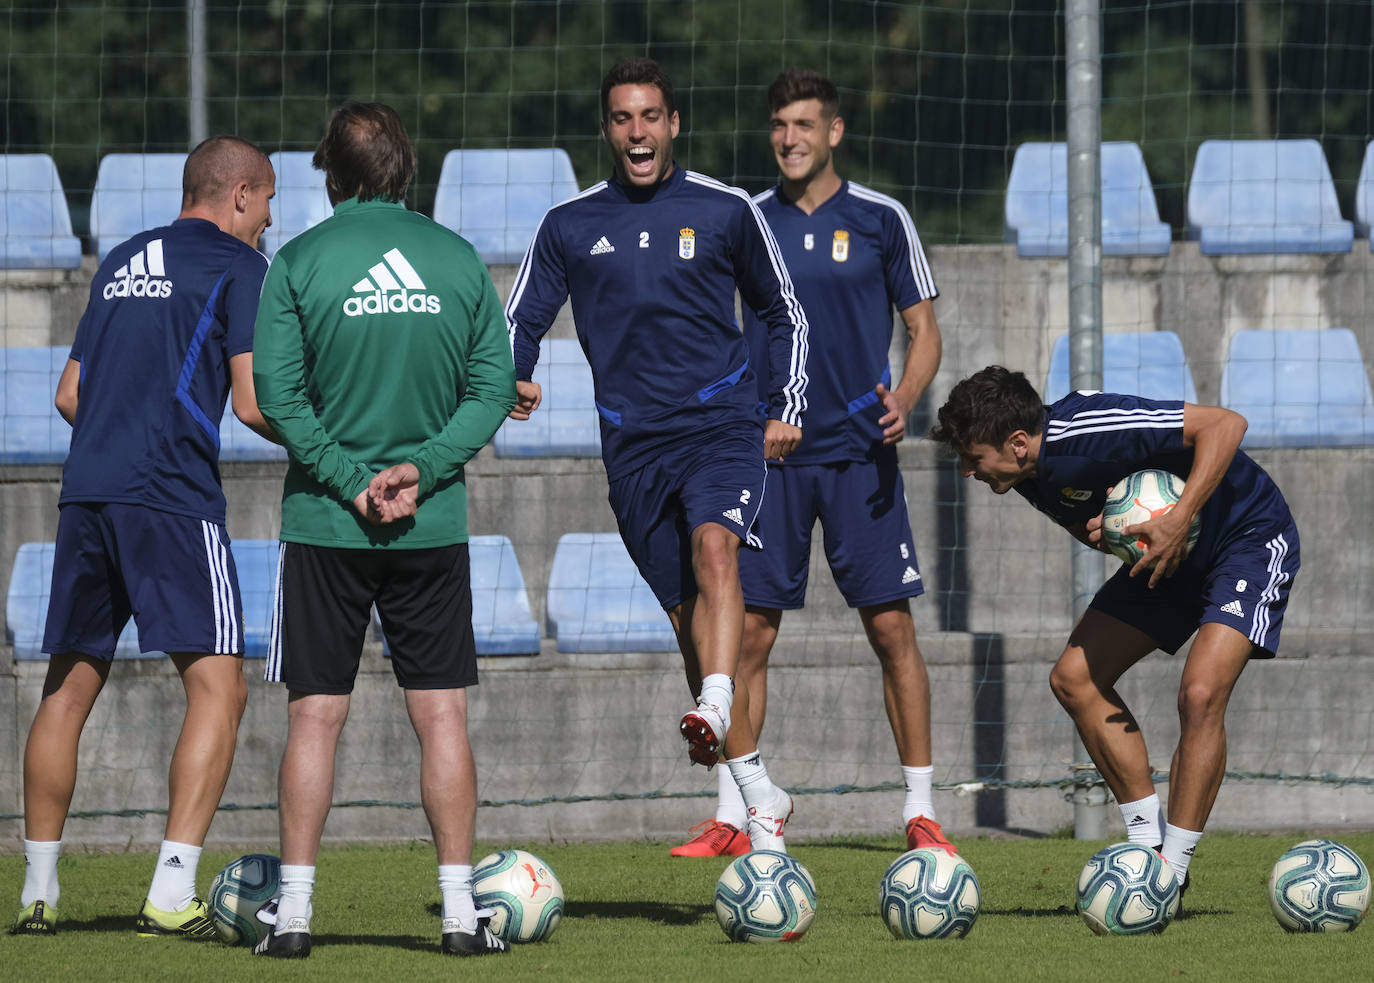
[1, 346, 72, 464]
[260, 151, 333, 257]
[1044, 331, 1198, 404]
[1220, 328, 1374, 447]
[545, 533, 677, 653]
[6, 542, 163, 659]
[89, 153, 188, 262]
[1004, 142, 1171, 257]
[0, 154, 82, 269]
[1354, 141, 1374, 245]
[219, 411, 287, 461]
[492, 337, 600, 457]
[232, 539, 280, 659]
[432, 148, 579, 264]
[1185, 139, 1353, 254]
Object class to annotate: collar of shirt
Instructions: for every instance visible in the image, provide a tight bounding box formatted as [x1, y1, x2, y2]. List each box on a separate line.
[331, 196, 409, 217]
[606, 162, 686, 203]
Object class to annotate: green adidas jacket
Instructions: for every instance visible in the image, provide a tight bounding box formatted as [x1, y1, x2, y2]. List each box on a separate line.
[253, 197, 516, 548]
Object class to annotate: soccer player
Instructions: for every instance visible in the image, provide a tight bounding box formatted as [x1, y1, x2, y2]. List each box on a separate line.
[251, 102, 515, 959]
[930, 365, 1301, 898]
[506, 57, 809, 851]
[11, 137, 276, 937]
[670, 68, 953, 859]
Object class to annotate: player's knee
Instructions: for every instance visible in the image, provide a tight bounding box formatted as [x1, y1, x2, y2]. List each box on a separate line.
[1176, 678, 1227, 729]
[1048, 660, 1088, 711]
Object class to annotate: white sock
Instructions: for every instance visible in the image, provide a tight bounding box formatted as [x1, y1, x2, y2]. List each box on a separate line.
[1118, 793, 1164, 846]
[901, 765, 936, 825]
[715, 761, 748, 828]
[147, 840, 201, 912]
[1161, 823, 1203, 885]
[21, 839, 62, 909]
[438, 864, 477, 931]
[276, 864, 316, 931]
[727, 751, 777, 811]
[697, 674, 734, 734]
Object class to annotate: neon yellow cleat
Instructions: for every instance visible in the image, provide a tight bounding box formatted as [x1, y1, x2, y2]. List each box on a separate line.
[135, 897, 217, 938]
[11, 900, 57, 935]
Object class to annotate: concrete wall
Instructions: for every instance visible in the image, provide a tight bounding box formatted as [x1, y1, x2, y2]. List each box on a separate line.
[3, 244, 1373, 852]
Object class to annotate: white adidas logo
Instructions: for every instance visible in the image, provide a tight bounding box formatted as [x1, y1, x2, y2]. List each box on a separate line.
[342, 248, 441, 317]
[722, 507, 744, 526]
[103, 238, 173, 299]
[901, 566, 921, 585]
[1220, 600, 1244, 617]
[590, 236, 615, 255]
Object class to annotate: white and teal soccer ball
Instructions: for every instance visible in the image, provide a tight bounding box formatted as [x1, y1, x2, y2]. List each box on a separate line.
[208, 853, 280, 946]
[1101, 468, 1200, 565]
[714, 850, 817, 943]
[878, 847, 981, 939]
[1076, 843, 1180, 936]
[472, 849, 564, 943]
[1268, 839, 1370, 933]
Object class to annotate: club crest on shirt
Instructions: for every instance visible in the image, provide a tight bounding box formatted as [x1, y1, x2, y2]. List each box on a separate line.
[1061, 486, 1092, 502]
[678, 227, 695, 260]
[832, 229, 850, 262]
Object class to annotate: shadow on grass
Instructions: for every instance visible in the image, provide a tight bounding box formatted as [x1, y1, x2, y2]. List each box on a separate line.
[982, 906, 1077, 918]
[307, 933, 436, 953]
[565, 900, 711, 926]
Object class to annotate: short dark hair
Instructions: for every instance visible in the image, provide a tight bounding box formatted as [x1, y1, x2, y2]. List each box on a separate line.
[929, 366, 1046, 453]
[313, 101, 416, 205]
[767, 68, 840, 118]
[182, 135, 271, 207]
[600, 57, 676, 120]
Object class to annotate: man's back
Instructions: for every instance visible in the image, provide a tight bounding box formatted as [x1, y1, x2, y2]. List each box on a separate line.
[62, 217, 267, 523]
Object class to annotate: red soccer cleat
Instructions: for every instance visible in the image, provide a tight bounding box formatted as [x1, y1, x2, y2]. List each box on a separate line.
[906, 815, 957, 855]
[679, 705, 725, 767]
[669, 820, 750, 858]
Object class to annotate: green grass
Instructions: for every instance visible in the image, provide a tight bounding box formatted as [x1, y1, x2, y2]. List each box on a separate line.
[4, 833, 1372, 982]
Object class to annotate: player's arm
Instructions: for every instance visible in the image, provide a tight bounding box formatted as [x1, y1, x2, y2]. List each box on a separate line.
[229, 352, 279, 443]
[732, 197, 808, 459]
[505, 213, 569, 420]
[879, 299, 942, 444]
[1123, 402, 1247, 586]
[54, 357, 80, 424]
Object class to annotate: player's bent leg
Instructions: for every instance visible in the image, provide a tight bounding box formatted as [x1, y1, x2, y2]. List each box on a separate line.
[164, 652, 246, 846]
[739, 607, 779, 735]
[403, 687, 477, 865]
[278, 692, 351, 867]
[687, 522, 745, 680]
[23, 653, 110, 842]
[1048, 608, 1159, 805]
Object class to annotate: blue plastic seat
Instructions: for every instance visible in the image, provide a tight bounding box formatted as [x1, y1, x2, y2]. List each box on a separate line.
[1354, 141, 1374, 246]
[0, 346, 72, 464]
[219, 411, 287, 461]
[1186, 140, 1353, 254]
[432, 149, 579, 264]
[260, 151, 333, 257]
[492, 338, 600, 457]
[232, 539, 281, 659]
[1004, 142, 1170, 257]
[545, 533, 677, 653]
[0, 154, 82, 268]
[6, 542, 163, 659]
[1045, 331, 1198, 404]
[1220, 329, 1374, 447]
[89, 153, 187, 261]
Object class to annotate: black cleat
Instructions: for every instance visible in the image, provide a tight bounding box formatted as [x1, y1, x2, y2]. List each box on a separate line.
[441, 916, 509, 957]
[253, 916, 312, 958]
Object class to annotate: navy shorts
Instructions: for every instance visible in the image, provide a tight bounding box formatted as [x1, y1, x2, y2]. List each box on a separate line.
[266, 542, 478, 694]
[44, 502, 244, 659]
[606, 424, 767, 609]
[739, 447, 924, 609]
[1091, 518, 1300, 658]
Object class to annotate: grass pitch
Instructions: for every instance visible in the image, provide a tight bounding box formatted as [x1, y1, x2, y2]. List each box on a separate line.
[3, 832, 1371, 982]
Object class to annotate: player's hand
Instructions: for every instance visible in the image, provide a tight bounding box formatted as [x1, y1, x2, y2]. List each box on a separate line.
[1124, 506, 1193, 588]
[764, 419, 801, 461]
[876, 382, 912, 444]
[510, 380, 542, 420]
[1084, 512, 1111, 553]
[368, 462, 420, 524]
[352, 486, 382, 525]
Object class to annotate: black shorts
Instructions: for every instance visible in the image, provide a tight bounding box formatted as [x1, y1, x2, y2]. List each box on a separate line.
[265, 542, 477, 694]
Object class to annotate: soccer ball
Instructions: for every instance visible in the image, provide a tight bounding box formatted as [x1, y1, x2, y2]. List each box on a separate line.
[1268, 839, 1370, 932]
[472, 849, 564, 943]
[1101, 468, 1201, 565]
[1076, 843, 1180, 936]
[878, 847, 981, 939]
[714, 850, 817, 943]
[208, 853, 280, 946]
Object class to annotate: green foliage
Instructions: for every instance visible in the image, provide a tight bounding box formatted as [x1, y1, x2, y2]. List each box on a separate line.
[2, 833, 1372, 981]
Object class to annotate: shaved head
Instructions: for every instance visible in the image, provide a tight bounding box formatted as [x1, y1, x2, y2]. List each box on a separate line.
[183, 135, 272, 208]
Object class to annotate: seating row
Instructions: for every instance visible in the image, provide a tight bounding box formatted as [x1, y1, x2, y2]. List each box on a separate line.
[1045, 328, 1374, 448]
[1005, 138, 1374, 256]
[5, 533, 675, 660]
[1, 148, 579, 268]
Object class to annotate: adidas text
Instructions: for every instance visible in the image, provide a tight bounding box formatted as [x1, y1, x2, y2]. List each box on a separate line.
[1220, 599, 1244, 617]
[901, 566, 921, 584]
[104, 239, 172, 300]
[590, 236, 615, 255]
[722, 507, 744, 526]
[343, 248, 441, 317]
[343, 289, 441, 317]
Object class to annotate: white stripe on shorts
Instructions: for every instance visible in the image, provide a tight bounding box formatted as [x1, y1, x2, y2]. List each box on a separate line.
[1252, 533, 1290, 649]
[201, 520, 238, 653]
[264, 541, 286, 682]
